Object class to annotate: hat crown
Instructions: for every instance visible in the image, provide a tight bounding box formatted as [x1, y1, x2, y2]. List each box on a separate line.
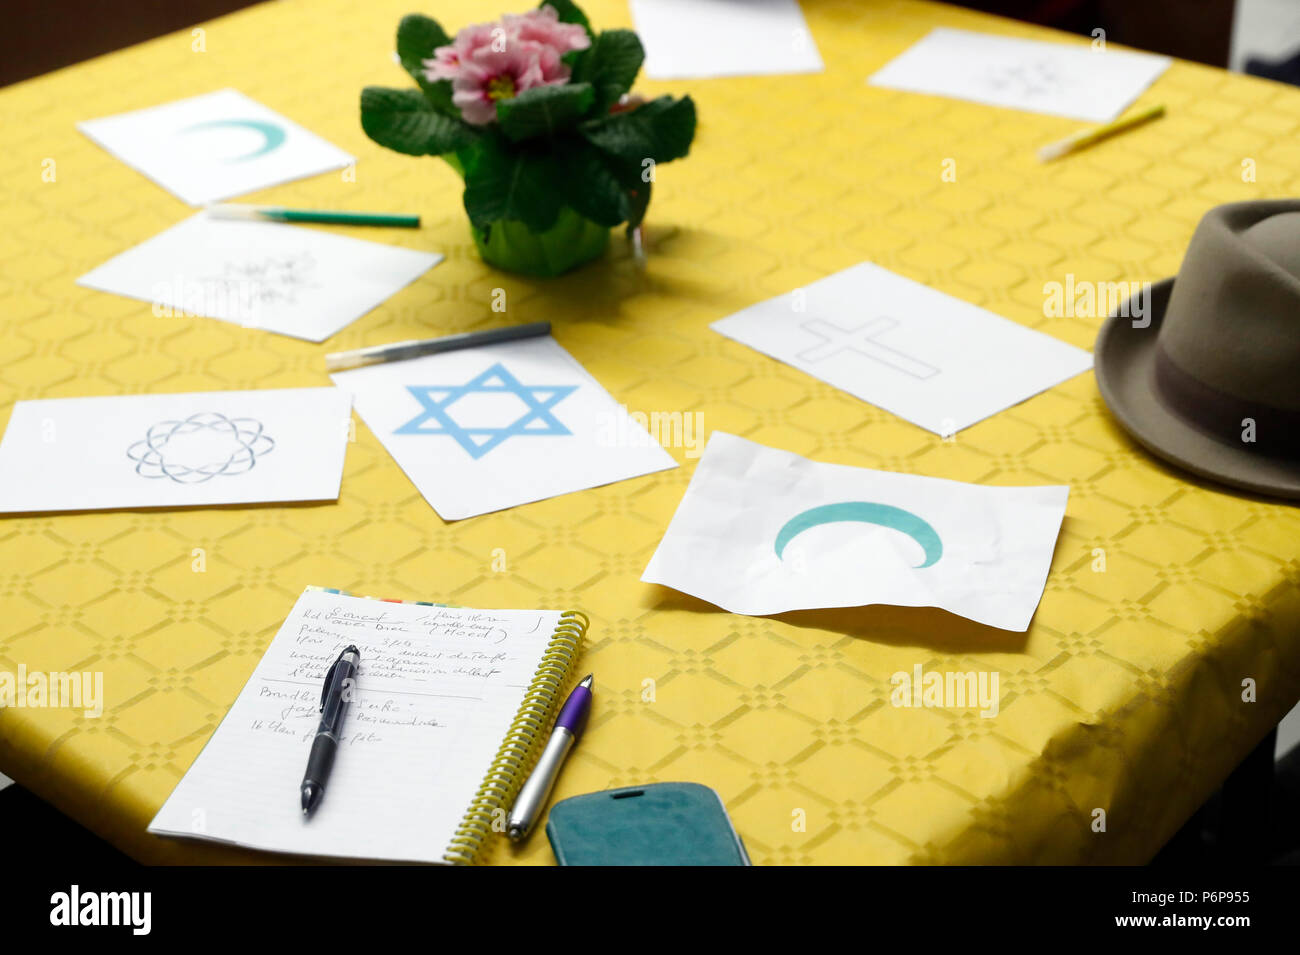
[1158, 200, 1300, 414]
[1242, 211, 1300, 277]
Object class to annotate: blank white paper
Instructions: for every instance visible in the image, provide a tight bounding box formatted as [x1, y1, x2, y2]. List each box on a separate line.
[711, 262, 1093, 436]
[643, 433, 1069, 631]
[332, 335, 678, 520]
[78, 89, 355, 205]
[77, 213, 442, 343]
[630, 0, 823, 79]
[868, 28, 1170, 122]
[0, 388, 352, 513]
[149, 589, 562, 863]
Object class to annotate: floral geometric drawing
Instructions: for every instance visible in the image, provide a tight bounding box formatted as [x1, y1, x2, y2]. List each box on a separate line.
[127, 412, 275, 484]
[394, 363, 577, 459]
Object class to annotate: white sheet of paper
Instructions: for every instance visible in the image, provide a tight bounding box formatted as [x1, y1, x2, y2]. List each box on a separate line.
[711, 262, 1093, 436]
[643, 433, 1068, 631]
[78, 89, 355, 205]
[149, 589, 562, 863]
[77, 213, 441, 343]
[867, 28, 1170, 122]
[332, 335, 677, 520]
[0, 388, 352, 513]
[630, 0, 823, 79]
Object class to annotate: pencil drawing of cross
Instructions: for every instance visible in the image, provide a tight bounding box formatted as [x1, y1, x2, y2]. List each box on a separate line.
[796, 317, 941, 379]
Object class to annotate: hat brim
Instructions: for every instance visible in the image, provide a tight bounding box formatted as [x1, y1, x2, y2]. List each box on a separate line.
[1095, 278, 1300, 500]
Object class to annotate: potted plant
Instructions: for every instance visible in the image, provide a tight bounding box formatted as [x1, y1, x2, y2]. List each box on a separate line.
[360, 1, 696, 276]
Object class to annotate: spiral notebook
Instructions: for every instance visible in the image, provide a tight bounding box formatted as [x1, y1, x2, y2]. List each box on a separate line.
[148, 587, 587, 864]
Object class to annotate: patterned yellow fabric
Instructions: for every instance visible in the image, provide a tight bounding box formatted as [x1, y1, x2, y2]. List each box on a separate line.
[2, 0, 1299, 865]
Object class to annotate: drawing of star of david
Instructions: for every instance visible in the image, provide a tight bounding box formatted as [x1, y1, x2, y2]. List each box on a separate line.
[393, 362, 578, 459]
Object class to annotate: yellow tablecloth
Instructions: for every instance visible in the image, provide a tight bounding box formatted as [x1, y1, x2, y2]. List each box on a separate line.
[2, 0, 1299, 865]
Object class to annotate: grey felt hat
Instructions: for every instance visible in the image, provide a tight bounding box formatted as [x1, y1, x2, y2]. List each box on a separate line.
[1094, 200, 1300, 499]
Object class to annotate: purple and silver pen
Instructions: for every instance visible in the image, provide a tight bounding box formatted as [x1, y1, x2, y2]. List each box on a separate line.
[506, 674, 593, 841]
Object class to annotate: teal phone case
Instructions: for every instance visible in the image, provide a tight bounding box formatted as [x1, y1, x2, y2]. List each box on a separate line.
[545, 782, 751, 866]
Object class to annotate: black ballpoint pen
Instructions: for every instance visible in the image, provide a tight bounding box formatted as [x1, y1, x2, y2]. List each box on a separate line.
[300, 645, 360, 817]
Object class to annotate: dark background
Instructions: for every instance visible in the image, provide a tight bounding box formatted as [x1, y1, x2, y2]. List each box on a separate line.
[0, 0, 265, 87]
[0, 0, 1238, 89]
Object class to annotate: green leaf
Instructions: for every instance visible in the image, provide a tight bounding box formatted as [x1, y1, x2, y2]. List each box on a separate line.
[397, 14, 451, 69]
[539, 0, 591, 34]
[396, 14, 457, 114]
[360, 87, 478, 156]
[554, 137, 631, 227]
[461, 137, 563, 232]
[572, 30, 644, 114]
[420, 79, 457, 117]
[497, 83, 595, 142]
[581, 95, 696, 164]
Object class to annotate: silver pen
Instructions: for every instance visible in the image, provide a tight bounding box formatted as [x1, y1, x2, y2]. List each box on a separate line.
[507, 674, 593, 841]
[324, 321, 551, 373]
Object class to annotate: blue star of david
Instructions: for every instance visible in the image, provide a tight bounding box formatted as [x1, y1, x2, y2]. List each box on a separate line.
[394, 362, 578, 459]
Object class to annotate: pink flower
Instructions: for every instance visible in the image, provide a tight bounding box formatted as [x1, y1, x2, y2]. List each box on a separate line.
[422, 22, 496, 81]
[451, 44, 563, 124]
[422, 7, 591, 125]
[501, 7, 590, 56]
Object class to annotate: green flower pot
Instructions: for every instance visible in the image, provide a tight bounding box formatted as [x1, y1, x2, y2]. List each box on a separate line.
[471, 207, 611, 277]
[442, 153, 610, 277]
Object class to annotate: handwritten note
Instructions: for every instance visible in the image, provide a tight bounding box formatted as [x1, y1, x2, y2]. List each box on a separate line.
[149, 589, 562, 862]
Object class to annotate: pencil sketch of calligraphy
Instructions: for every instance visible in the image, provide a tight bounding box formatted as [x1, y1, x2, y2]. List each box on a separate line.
[200, 253, 321, 307]
[979, 58, 1065, 98]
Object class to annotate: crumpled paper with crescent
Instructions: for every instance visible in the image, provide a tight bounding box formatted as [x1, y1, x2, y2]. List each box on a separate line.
[642, 433, 1068, 631]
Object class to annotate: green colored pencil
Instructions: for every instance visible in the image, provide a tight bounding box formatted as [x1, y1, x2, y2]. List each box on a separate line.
[206, 203, 420, 228]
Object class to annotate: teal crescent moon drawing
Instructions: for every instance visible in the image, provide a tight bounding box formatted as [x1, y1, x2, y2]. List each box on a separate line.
[774, 502, 943, 568]
[181, 118, 287, 161]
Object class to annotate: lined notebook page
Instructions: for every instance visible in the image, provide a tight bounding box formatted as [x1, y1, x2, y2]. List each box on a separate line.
[149, 589, 561, 863]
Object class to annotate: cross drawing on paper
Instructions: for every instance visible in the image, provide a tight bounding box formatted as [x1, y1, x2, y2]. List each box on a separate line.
[797, 317, 940, 380]
[127, 412, 275, 484]
[394, 363, 578, 460]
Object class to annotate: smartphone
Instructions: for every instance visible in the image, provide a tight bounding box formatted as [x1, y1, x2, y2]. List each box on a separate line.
[545, 782, 751, 866]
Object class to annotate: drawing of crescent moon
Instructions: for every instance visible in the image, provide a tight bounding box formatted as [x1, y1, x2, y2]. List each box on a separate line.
[180, 118, 287, 161]
[774, 502, 943, 568]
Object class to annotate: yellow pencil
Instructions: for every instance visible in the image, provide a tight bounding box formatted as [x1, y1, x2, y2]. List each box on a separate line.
[1038, 104, 1166, 162]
